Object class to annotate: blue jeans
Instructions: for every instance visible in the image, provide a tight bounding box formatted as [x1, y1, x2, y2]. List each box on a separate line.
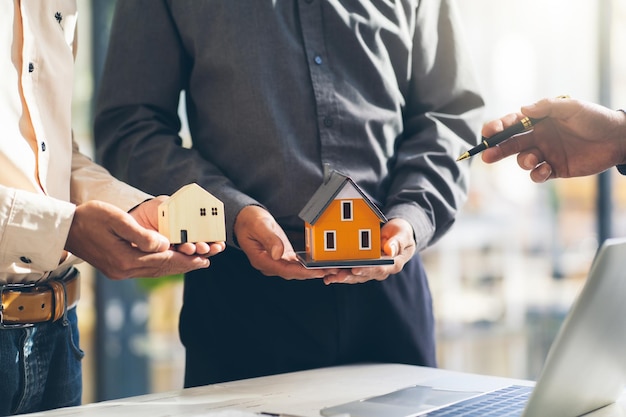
[0, 307, 84, 416]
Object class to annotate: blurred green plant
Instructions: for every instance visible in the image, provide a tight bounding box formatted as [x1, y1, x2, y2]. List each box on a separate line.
[136, 273, 184, 291]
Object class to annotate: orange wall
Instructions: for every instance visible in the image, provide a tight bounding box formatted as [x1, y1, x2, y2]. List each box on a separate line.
[307, 199, 382, 261]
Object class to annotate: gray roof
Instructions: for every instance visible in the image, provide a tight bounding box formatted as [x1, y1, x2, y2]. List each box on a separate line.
[298, 171, 387, 225]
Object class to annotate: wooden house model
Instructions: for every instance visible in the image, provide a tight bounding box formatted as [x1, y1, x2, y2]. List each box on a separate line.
[298, 170, 389, 263]
[158, 183, 226, 244]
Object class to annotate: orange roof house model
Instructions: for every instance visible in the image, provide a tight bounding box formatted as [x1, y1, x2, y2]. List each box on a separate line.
[158, 183, 226, 244]
[297, 170, 393, 268]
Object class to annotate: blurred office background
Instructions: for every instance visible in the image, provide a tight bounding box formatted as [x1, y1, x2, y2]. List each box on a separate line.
[71, 0, 626, 404]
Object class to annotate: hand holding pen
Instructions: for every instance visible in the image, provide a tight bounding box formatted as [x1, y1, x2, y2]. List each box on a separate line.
[475, 96, 626, 183]
[457, 116, 545, 161]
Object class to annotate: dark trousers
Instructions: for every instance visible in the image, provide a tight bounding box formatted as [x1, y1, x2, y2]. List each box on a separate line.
[180, 247, 436, 387]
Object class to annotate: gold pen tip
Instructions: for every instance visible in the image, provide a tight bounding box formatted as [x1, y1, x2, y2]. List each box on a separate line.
[456, 152, 470, 162]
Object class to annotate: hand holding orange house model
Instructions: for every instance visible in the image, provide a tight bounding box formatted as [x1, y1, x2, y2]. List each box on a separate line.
[297, 170, 394, 268]
[158, 183, 226, 244]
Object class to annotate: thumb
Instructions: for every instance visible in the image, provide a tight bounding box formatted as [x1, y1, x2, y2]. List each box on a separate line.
[521, 96, 572, 119]
[112, 214, 170, 253]
[260, 230, 286, 260]
[520, 101, 550, 119]
[384, 239, 399, 257]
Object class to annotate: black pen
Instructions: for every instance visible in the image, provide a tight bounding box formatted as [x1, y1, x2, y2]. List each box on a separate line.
[456, 116, 546, 161]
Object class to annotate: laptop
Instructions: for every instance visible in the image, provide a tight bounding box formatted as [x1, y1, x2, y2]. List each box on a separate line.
[321, 237, 626, 417]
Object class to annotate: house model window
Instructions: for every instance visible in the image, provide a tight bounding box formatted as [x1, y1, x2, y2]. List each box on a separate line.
[359, 229, 372, 250]
[325, 230, 337, 251]
[341, 200, 353, 221]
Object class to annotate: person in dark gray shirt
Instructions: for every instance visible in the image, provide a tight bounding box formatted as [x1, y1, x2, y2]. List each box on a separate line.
[95, 0, 484, 387]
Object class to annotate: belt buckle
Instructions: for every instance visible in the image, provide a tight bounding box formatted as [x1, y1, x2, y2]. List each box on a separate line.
[0, 282, 37, 329]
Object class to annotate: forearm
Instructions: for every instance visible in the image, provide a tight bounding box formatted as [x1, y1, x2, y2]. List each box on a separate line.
[70, 140, 152, 211]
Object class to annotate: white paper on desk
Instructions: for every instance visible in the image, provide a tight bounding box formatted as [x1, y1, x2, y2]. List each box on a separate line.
[320, 385, 481, 417]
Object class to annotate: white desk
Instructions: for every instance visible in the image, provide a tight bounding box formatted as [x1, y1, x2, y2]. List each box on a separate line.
[21, 364, 626, 417]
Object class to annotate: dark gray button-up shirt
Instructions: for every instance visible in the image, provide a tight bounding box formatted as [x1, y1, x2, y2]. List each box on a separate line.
[95, 0, 484, 250]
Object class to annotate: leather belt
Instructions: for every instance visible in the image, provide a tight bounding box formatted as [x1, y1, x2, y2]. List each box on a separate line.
[0, 268, 80, 328]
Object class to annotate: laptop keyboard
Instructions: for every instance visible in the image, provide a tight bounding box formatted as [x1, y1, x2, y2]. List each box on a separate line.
[423, 385, 533, 416]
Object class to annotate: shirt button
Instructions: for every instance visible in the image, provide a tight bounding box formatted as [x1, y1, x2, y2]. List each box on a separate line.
[28, 62, 34, 73]
[314, 55, 323, 65]
[41, 142, 46, 152]
[323, 116, 334, 127]
[20, 256, 32, 264]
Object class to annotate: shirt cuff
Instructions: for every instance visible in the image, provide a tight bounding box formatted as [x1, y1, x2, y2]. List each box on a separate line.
[0, 189, 75, 272]
[616, 109, 626, 175]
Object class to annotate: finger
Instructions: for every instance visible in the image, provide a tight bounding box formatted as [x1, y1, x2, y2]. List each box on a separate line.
[175, 242, 198, 255]
[173, 241, 222, 256]
[481, 146, 506, 163]
[325, 266, 391, 284]
[486, 130, 537, 162]
[529, 161, 553, 183]
[131, 251, 211, 278]
[351, 266, 389, 281]
[323, 270, 354, 285]
[481, 114, 531, 163]
[516, 149, 542, 170]
[207, 242, 226, 256]
[481, 118, 505, 138]
[99, 245, 211, 280]
[256, 256, 326, 279]
[192, 242, 211, 255]
[481, 112, 522, 138]
[324, 276, 353, 285]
